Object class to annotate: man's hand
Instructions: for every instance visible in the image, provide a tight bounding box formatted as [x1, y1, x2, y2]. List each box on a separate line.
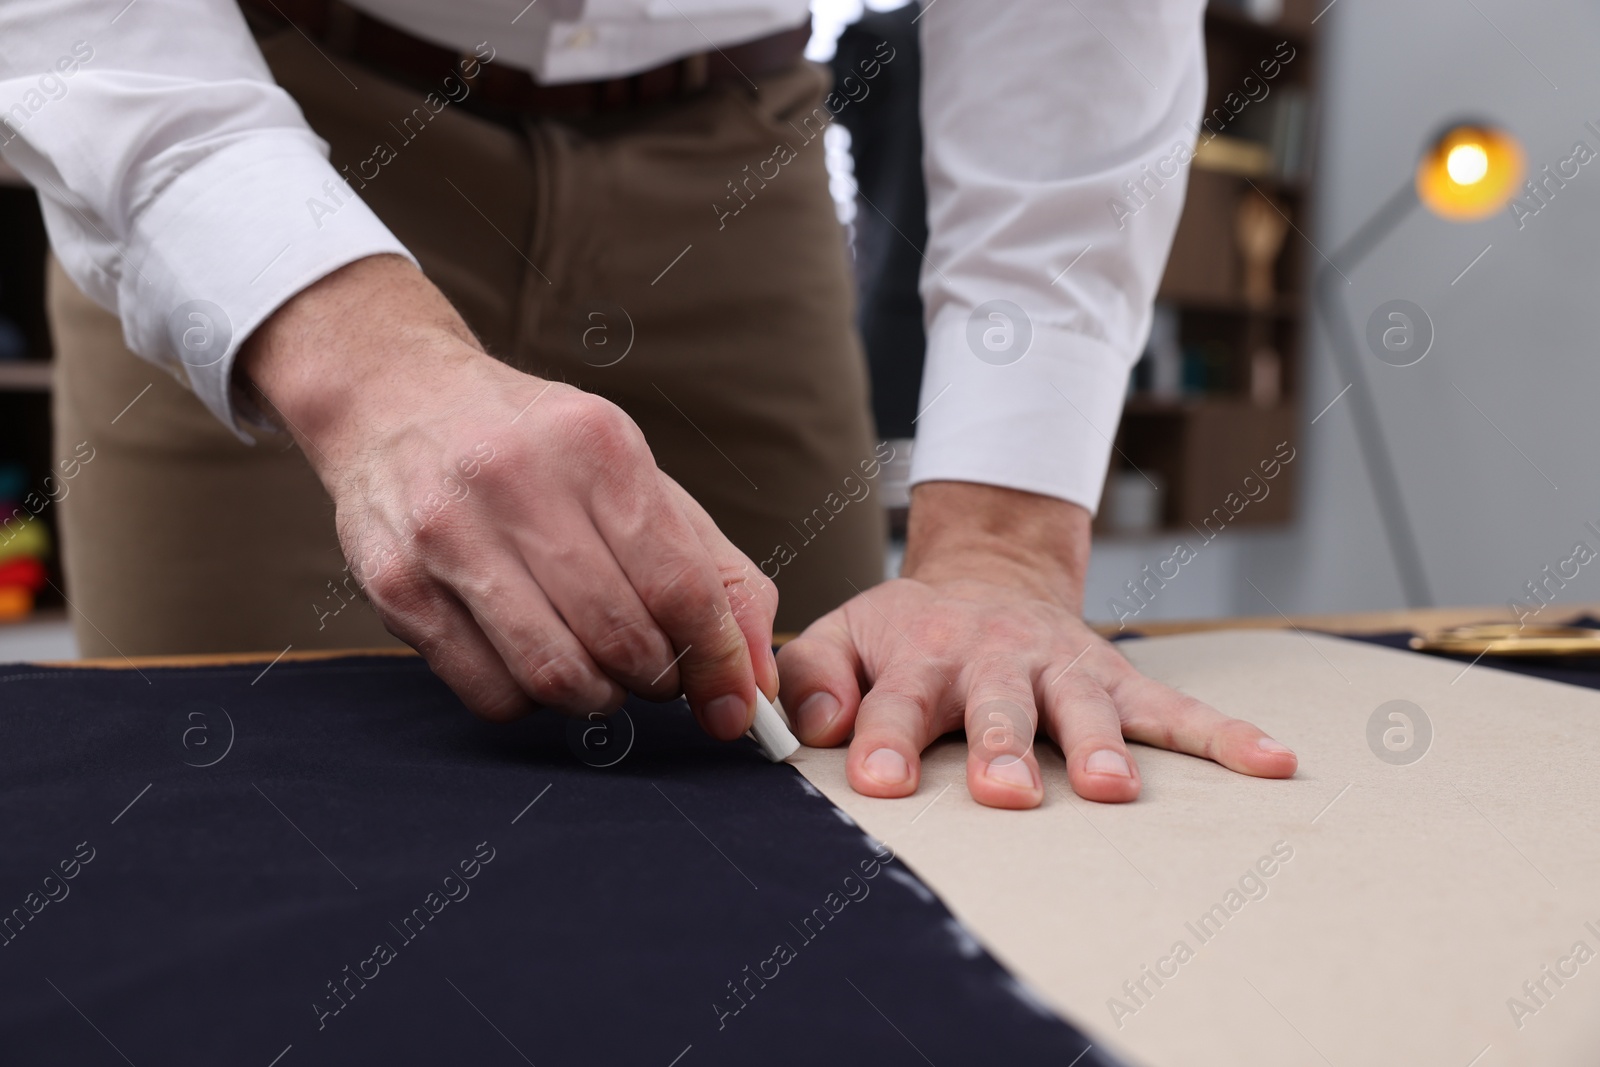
[240, 255, 777, 735]
[778, 481, 1297, 808]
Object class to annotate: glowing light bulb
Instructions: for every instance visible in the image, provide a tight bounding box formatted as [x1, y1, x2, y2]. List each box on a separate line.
[1446, 143, 1489, 185]
[1417, 123, 1523, 221]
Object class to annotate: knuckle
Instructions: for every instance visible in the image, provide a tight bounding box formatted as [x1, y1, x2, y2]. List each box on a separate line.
[524, 650, 601, 710]
[466, 439, 527, 495]
[985, 618, 1035, 649]
[587, 613, 664, 677]
[551, 394, 649, 469]
[969, 652, 1029, 692]
[863, 678, 933, 714]
[679, 641, 750, 701]
[1218, 714, 1260, 750]
[722, 567, 777, 622]
[971, 697, 1034, 758]
[1122, 701, 1183, 750]
[449, 568, 508, 611]
[1054, 672, 1116, 715]
[1093, 641, 1134, 678]
[639, 559, 718, 627]
[362, 551, 430, 619]
[408, 500, 466, 553]
[906, 613, 960, 651]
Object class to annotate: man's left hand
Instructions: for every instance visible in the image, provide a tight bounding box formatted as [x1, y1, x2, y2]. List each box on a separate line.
[777, 482, 1298, 808]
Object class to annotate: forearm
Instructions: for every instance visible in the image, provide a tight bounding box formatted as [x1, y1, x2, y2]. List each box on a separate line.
[237, 254, 487, 477]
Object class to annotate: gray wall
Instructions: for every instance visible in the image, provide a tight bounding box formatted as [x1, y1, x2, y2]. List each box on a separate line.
[1087, 0, 1600, 623]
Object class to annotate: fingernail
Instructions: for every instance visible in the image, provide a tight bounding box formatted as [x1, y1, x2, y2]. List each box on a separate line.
[704, 695, 751, 740]
[1257, 737, 1293, 754]
[795, 692, 840, 738]
[863, 748, 909, 786]
[1085, 749, 1131, 777]
[985, 755, 1036, 790]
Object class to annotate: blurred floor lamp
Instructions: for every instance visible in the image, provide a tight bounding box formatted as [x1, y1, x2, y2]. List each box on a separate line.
[1313, 122, 1524, 606]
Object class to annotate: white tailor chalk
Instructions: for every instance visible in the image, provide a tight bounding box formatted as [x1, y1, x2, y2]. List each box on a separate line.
[748, 691, 800, 762]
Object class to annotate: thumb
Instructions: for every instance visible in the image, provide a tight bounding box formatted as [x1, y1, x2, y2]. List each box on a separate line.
[777, 612, 862, 747]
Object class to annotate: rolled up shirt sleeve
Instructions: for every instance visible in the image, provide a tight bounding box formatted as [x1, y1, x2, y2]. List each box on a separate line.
[911, 0, 1206, 514]
[0, 0, 413, 439]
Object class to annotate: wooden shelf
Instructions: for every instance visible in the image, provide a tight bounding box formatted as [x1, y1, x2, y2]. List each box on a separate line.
[0, 361, 53, 392]
[1191, 160, 1310, 198]
[1117, 8, 1318, 534]
[1204, 5, 1313, 45]
[1158, 292, 1301, 317]
[1124, 395, 1290, 415]
[1113, 401, 1299, 530]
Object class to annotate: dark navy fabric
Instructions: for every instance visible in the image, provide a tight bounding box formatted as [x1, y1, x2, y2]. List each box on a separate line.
[0, 656, 1113, 1066]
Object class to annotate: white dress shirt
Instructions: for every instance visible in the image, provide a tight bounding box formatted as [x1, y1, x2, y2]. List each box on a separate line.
[0, 0, 1204, 515]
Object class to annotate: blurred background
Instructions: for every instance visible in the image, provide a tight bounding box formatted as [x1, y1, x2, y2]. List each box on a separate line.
[1, 0, 1595, 655]
[806, 0, 1600, 629]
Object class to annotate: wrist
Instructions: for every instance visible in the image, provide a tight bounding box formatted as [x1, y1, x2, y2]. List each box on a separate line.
[237, 254, 485, 473]
[901, 481, 1091, 612]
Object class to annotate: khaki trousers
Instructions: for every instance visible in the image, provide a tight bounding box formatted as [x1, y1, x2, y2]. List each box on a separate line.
[50, 32, 884, 656]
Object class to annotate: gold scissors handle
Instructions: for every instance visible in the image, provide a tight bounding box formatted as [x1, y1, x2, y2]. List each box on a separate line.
[1410, 623, 1600, 657]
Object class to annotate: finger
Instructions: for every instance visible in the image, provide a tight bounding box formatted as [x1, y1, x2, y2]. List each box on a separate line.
[846, 663, 951, 798]
[450, 564, 626, 718]
[596, 476, 757, 741]
[962, 656, 1043, 810]
[1041, 668, 1143, 804]
[776, 610, 862, 747]
[374, 585, 536, 723]
[1109, 673, 1298, 779]
[518, 528, 680, 700]
[662, 476, 780, 700]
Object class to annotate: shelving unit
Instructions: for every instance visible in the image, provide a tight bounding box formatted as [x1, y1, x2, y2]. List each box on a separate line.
[0, 165, 63, 612]
[0, 3, 1320, 609]
[1106, 0, 1320, 536]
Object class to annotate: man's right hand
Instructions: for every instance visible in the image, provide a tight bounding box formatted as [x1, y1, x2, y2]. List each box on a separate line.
[239, 254, 778, 737]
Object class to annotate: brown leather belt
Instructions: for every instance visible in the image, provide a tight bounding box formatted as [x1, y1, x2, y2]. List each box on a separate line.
[241, 0, 810, 119]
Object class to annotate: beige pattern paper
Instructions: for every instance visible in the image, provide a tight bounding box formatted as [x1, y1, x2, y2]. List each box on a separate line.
[789, 631, 1600, 1066]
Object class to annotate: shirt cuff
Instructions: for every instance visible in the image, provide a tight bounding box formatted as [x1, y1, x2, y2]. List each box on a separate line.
[907, 305, 1135, 516]
[120, 134, 414, 441]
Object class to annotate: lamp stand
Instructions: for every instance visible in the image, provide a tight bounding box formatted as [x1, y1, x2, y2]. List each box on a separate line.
[1313, 181, 1436, 607]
